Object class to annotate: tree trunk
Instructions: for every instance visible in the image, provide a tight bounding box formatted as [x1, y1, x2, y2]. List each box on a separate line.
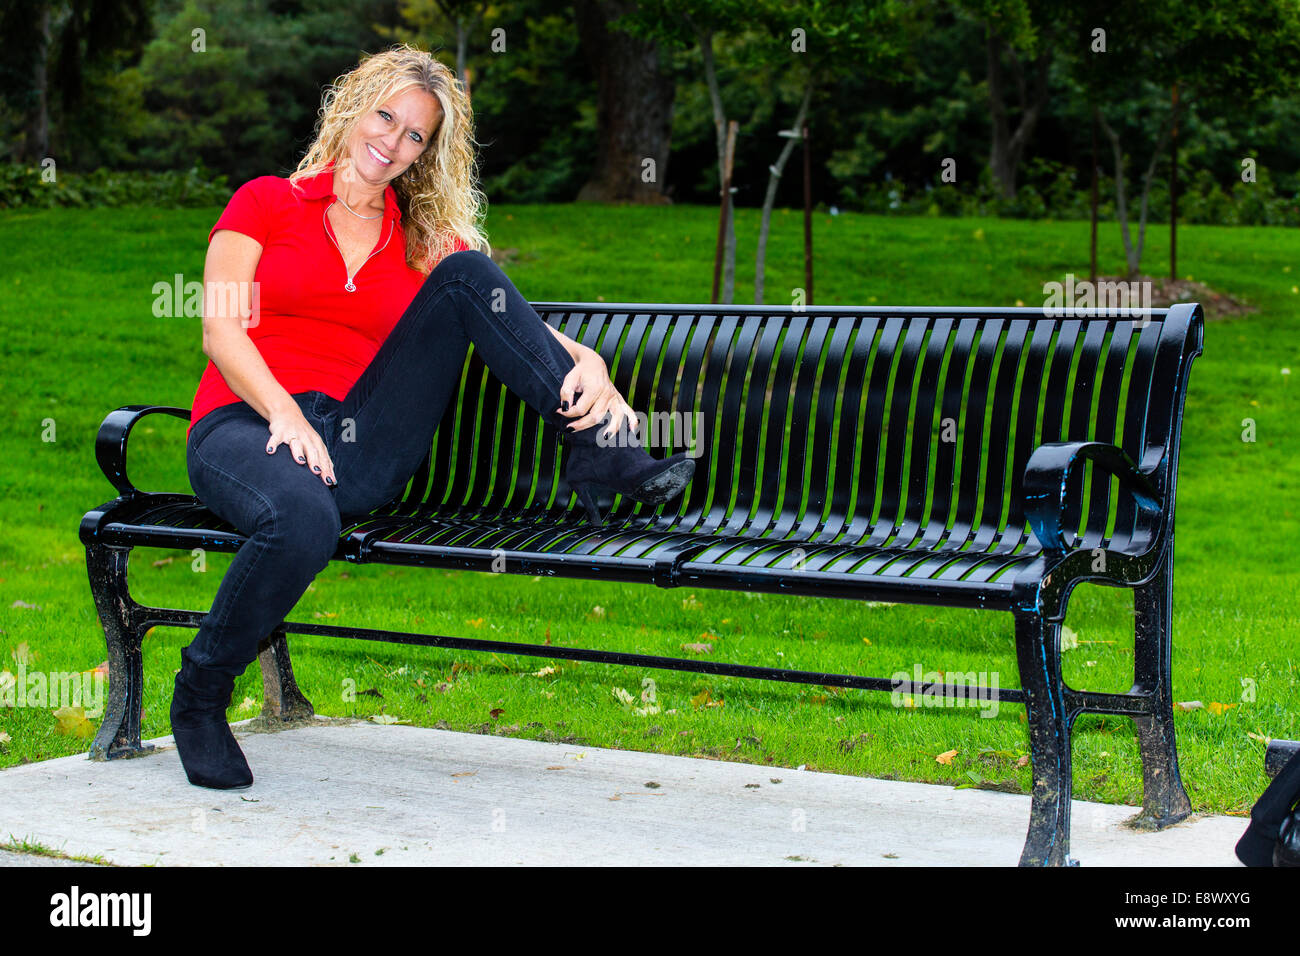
[19, 4, 51, 163]
[1099, 108, 1174, 280]
[1170, 82, 1179, 281]
[985, 25, 1050, 200]
[1098, 112, 1138, 279]
[456, 18, 468, 83]
[693, 21, 736, 302]
[573, 0, 674, 204]
[755, 78, 814, 304]
[1090, 106, 1098, 284]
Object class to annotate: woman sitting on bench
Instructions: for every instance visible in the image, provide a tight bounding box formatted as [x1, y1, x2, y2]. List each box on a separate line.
[174, 43, 696, 792]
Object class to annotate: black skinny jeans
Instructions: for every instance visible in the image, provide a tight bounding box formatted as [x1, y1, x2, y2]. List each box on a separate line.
[183, 250, 577, 678]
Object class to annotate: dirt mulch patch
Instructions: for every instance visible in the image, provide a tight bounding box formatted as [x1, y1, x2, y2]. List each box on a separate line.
[1095, 275, 1256, 320]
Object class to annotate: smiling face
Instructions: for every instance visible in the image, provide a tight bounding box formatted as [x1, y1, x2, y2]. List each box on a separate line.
[343, 85, 442, 185]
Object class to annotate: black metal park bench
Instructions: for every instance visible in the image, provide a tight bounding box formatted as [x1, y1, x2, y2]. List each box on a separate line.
[80, 299, 1205, 866]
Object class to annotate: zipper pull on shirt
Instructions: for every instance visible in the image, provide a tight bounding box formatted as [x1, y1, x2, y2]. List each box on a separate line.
[323, 200, 394, 293]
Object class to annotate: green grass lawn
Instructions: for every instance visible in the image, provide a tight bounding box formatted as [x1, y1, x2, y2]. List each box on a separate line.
[1, 202, 1297, 819]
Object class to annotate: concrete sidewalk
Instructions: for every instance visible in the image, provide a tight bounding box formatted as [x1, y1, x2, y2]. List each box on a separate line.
[0, 717, 1245, 866]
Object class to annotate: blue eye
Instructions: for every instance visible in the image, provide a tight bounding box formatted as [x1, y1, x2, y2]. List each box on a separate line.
[379, 108, 421, 143]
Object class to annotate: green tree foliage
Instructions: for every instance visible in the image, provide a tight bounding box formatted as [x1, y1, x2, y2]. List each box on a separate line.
[2, 0, 1299, 230]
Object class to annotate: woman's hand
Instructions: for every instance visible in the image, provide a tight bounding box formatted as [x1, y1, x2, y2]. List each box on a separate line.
[266, 406, 337, 486]
[556, 345, 639, 440]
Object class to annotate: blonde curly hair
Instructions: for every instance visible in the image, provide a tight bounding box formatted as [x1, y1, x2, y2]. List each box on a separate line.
[290, 43, 490, 273]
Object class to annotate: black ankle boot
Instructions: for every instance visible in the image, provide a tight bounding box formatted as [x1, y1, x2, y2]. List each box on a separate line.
[170, 657, 253, 790]
[561, 410, 696, 523]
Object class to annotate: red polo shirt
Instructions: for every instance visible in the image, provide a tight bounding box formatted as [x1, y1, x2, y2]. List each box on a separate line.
[188, 164, 469, 437]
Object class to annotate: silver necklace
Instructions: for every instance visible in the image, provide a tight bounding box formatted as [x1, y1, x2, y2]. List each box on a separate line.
[334, 194, 382, 220]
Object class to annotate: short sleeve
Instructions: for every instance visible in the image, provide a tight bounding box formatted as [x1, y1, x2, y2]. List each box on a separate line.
[208, 176, 278, 245]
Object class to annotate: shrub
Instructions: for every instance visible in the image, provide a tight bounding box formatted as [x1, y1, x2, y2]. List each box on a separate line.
[0, 164, 231, 210]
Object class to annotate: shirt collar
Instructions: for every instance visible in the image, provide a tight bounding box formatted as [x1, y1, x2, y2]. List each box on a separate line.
[298, 161, 402, 223]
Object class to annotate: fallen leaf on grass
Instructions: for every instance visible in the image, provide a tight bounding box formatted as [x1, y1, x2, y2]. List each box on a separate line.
[1060, 626, 1080, 651]
[368, 714, 409, 725]
[532, 666, 558, 678]
[1207, 701, 1239, 716]
[1175, 700, 1204, 711]
[54, 706, 95, 739]
[10, 601, 41, 611]
[936, 749, 959, 765]
[681, 643, 713, 654]
[10, 643, 35, 665]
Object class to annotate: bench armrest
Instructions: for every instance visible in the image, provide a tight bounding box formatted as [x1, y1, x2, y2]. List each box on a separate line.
[95, 405, 192, 498]
[1022, 440, 1162, 561]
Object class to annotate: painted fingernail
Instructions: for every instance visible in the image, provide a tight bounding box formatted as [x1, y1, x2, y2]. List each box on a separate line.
[297, 456, 306, 463]
[313, 465, 321, 473]
[267, 445, 274, 453]
[565, 425, 574, 432]
[562, 400, 569, 411]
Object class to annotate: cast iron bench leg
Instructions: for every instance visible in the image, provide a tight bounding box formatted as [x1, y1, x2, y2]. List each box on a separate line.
[86, 544, 152, 760]
[1129, 557, 1192, 828]
[1014, 611, 1077, 866]
[257, 628, 315, 722]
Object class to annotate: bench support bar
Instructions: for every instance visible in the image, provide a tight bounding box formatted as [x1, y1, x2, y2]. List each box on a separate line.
[1014, 611, 1077, 866]
[86, 544, 153, 761]
[1128, 558, 1193, 829]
